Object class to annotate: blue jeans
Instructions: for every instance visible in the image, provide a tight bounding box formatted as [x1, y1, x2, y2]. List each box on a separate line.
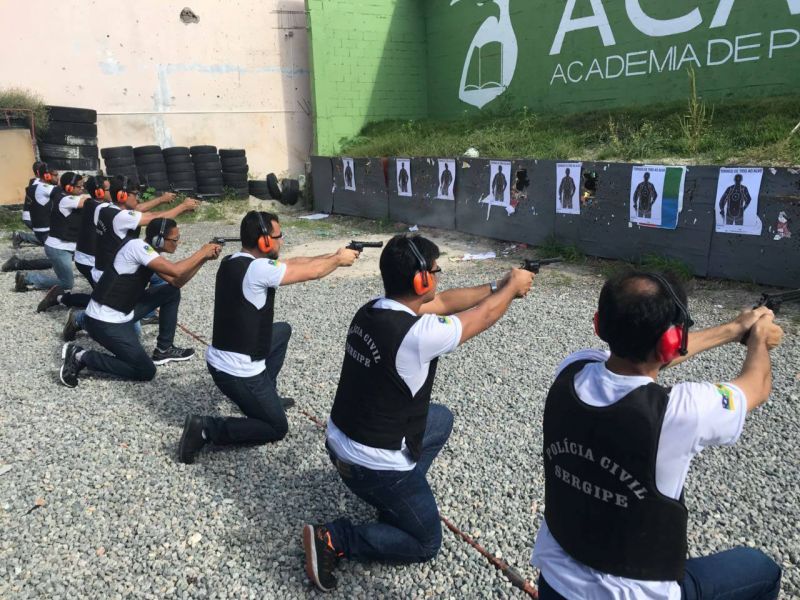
[26, 245, 74, 290]
[204, 322, 292, 445]
[82, 284, 180, 381]
[537, 547, 781, 600]
[325, 404, 454, 564]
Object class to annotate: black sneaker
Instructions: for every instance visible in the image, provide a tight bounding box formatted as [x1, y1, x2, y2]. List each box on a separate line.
[281, 397, 296, 410]
[37, 285, 64, 313]
[152, 345, 195, 365]
[2, 255, 20, 272]
[63, 309, 81, 342]
[303, 524, 340, 592]
[140, 315, 159, 326]
[59, 342, 84, 388]
[11, 232, 23, 249]
[14, 271, 27, 292]
[178, 415, 207, 464]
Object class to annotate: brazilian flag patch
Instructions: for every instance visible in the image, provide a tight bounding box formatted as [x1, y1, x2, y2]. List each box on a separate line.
[267, 259, 280, 266]
[716, 384, 735, 411]
[437, 316, 452, 325]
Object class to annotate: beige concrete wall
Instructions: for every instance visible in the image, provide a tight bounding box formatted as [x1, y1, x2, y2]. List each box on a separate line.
[0, 129, 36, 206]
[0, 0, 311, 177]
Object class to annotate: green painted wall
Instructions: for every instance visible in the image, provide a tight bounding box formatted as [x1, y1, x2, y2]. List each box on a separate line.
[426, 0, 800, 118]
[306, 0, 428, 155]
[307, 1, 800, 153]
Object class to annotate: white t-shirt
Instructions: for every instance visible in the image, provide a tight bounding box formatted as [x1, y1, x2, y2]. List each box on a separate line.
[85, 239, 160, 323]
[205, 253, 288, 377]
[45, 194, 83, 251]
[32, 183, 56, 232]
[91, 207, 142, 283]
[22, 177, 39, 221]
[75, 201, 112, 268]
[530, 349, 747, 600]
[327, 297, 463, 471]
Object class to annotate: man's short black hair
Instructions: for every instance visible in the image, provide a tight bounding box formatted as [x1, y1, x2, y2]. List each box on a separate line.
[59, 172, 83, 189]
[144, 218, 177, 247]
[597, 270, 687, 363]
[84, 175, 105, 198]
[240, 210, 279, 248]
[109, 175, 132, 201]
[380, 234, 440, 298]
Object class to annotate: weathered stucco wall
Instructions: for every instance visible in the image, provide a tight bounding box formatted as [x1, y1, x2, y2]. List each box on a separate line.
[0, 0, 312, 177]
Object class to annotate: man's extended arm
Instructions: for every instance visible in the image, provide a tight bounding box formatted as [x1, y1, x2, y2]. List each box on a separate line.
[149, 243, 221, 288]
[136, 192, 176, 212]
[281, 248, 359, 285]
[138, 198, 199, 227]
[419, 284, 494, 315]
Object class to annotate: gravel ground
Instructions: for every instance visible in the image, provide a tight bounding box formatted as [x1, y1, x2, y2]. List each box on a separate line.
[1, 203, 799, 599]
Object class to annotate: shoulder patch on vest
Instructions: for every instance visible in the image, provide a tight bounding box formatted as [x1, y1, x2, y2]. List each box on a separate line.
[144, 244, 156, 254]
[715, 384, 735, 411]
[127, 211, 136, 217]
[267, 259, 280, 266]
[437, 316, 452, 325]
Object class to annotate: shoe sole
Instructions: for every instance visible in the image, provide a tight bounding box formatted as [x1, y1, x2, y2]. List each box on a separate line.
[152, 354, 194, 366]
[177, 415, 195, 464]
[303, 524, 334, 592]
[62, 311, 78, 342]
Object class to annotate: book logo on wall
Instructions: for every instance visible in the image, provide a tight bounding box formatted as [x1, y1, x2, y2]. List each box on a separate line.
[453, 0, 518, 109]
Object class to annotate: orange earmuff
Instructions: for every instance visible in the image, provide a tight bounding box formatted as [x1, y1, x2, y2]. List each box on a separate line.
[656, 325, 685, 364]
[94, 188, 105, 199]
[116, 190, 128, 203]
[43, 172, 53, 182]
[407, 238, 434, 296]
[257, 233, 273, 254]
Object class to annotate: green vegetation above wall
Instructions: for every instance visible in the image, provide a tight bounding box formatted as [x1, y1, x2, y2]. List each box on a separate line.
[340, 96, 800, 166]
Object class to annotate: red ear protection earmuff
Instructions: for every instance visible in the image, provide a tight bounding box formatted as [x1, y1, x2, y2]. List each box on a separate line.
[43, 172, 53, 182]
[648, 272, 693, 364]
[92, 176, 106, 199]
[64, 172, 80, 194]
[593, 311, 600, 337]
[255, 211, 274, 254]
[116, 176, 129, 203]
[407, 238, 434, 296]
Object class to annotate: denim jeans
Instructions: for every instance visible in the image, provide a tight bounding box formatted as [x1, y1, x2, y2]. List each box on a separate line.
[204, 322, 292, 445]
[82, 284, 180, 381]
[325, 404, 454, 563]
[537, 547, 781, 600]
[16, 229, 42, 245]
[25, 245, 74, 290]
[10, 255, 52, 271]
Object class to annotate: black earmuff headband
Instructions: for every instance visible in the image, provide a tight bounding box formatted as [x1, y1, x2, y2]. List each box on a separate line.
[646, 272, 694, 356]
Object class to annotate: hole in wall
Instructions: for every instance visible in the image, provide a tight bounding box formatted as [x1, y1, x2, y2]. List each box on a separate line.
[180, 8, 199, 24]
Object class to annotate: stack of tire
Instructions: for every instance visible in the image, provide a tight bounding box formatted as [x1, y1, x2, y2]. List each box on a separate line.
[38, 106, 99, 173]
[190, 145, 223, 199]
[163, 147, 196, 193]
[220, 149, 250, 199]
[134, 146, 170, 192]
[247, 173, 300, 205]
[101, 146, 139, 187]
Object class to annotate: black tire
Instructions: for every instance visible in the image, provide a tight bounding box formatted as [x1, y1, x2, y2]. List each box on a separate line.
[104, 157, 137, 170]
[266, 173, 282, 200]
[41, 157, 100, 171]
[222, 164, 249, 174]
[143, 181, 171, 192]
[219, 148, 246, 158]
[139, 170, 169, 181]
[221, 159, 247, 170]
[234, 189, 250, 199]
[162, 146, 190, 158]
[38, 143, 98, 160]
[169, 178, 197, 188]
[248, 180, 269, 192]
[164, 155, 194, 167]
[166, 163, 195, 174]
[38, 131, 98, 146]
[198, 185, 224, 194]
[190, 145, 217, 155]
[197, 177, 224, 186]
[47, 106, 97, 124]
[42, 121, 97, 138]
[195, 168, 222, 178]
[192, 155, 221, 165]
[281, 179, 300, 205]
[133, 145, 162, 156]
[101, 146, 135, 159]
[223, 173, 248, 185]
[135, 155, 167, 168]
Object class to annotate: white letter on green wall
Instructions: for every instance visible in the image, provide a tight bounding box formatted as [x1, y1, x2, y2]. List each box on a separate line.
[712, 0, 800, 29]
[625, 0, 702, 37]
[550, 0, 616, 56]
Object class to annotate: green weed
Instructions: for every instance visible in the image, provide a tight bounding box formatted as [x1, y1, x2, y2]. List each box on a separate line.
[537, 236, 585, 263]
[0, 87, 49, 132]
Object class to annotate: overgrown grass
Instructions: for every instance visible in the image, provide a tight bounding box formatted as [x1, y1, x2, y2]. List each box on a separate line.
[0, 207, 21, 233]
[340, 96, 800, 166]
[599, 254, 694, 283]
[537, 236, 585, 263]
[0, 88, 49, 132]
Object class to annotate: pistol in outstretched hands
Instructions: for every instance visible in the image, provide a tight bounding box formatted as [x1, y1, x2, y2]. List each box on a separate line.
[347, 240, 384, 252]
[521, 258, 563, 274]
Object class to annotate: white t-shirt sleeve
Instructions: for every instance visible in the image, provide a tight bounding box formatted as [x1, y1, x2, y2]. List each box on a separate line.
[554, 349, 610, 377]
[57, 194, 81, 216]
[113, 210, 142, 238]
[243, 258, 287, 308]
[35, 184, 54, 206]
[667, 381, 747, 452]
[115, 239, 161, 274]
[411, 314, 462, 363]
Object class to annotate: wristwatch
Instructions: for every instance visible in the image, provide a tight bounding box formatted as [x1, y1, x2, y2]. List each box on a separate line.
[489, 280, 498, 294]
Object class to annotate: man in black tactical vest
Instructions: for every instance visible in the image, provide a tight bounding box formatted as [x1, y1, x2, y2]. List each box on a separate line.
[59, 175, 196, 341]
[176, 210, 361, 464]
[59, 218, 221, 387]
[302, 234, 534, 592]
[531, 270, 783, 600]
[3, 162, 54, 273]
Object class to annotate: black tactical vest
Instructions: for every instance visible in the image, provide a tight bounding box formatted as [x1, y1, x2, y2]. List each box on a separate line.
[23, 177, 37, 214]
[330, 300, 438, 461]
[95, 205, 139, 272]
[211, 255, 276, 361]
[91, 239, 153, 314]
[48, 188, 82, 243]
[543, 360, 688, 581]
[76, 199, 106, 258]
[29, 182, 54, 230]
